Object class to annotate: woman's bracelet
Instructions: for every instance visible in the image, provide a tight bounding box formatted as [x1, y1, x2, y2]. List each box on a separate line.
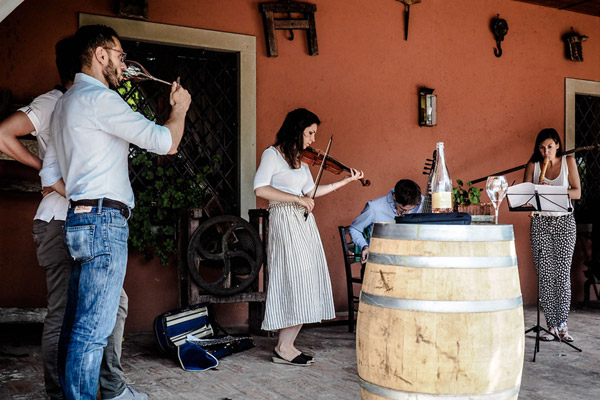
[330, 183, 337, 192]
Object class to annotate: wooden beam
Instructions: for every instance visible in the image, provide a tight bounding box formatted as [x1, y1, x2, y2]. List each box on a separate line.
[0, 308, 47, 324]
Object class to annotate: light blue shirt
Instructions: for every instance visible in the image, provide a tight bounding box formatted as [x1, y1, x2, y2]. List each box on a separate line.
[41, 73, 172, 208]
[349, 189, 423, 250]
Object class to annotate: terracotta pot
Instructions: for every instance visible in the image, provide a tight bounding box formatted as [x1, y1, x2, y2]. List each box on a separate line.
[455, 202, 493, 215]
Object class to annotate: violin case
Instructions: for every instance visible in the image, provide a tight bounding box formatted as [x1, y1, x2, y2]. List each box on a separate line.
[153, 302, 254, 371]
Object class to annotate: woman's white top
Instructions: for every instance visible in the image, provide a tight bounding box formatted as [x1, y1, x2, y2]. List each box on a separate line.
[533, 155, 572, 217]
[253, 146, 315, 201]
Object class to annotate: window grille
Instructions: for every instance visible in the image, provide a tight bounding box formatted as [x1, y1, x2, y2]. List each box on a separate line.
[119, 40, 240, 215]
[574, 94, 600, 223]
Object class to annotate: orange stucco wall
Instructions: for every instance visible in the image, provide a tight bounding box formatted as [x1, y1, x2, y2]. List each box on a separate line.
[1, 0, 599, 332]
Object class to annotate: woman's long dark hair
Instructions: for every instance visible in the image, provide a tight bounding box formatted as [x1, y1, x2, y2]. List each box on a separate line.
[273, 108, 320, 169]
[529, 128, 564, 163]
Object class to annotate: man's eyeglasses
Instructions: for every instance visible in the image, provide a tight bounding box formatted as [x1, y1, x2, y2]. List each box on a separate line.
[103, 47, 127, 63]
[395, 203, 417, 216]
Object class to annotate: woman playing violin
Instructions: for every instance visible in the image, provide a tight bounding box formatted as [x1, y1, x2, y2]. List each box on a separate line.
[253, 108, 363, 366]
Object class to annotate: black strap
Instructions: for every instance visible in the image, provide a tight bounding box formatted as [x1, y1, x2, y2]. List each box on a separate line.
[54, 84, 67, 94]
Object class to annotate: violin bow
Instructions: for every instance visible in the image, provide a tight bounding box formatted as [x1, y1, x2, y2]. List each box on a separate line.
[304, 135, 333, 221]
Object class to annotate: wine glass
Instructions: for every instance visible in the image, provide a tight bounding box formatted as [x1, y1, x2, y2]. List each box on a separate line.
[554, 322, 567, 357]
[486, 176, 508, 224]
[123, 60, 173, 86]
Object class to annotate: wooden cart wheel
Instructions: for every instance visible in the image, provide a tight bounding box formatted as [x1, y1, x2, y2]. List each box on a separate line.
[187, 215, 263, 296]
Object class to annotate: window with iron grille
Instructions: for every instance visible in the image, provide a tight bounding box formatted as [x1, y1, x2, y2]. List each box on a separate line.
[574, 94, 600, 223]
[119, 40, 240, 215]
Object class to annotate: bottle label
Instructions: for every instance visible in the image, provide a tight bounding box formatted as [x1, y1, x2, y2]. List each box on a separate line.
[432, 192, 452, 209]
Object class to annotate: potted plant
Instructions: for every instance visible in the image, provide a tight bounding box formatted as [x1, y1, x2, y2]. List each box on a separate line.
[452, 179, 493, 216]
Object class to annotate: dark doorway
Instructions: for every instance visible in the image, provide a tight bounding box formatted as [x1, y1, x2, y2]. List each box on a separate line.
[574, 94, 600, 224]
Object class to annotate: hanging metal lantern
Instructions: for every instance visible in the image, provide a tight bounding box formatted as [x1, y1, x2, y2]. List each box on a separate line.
[563, 28, 588, 62]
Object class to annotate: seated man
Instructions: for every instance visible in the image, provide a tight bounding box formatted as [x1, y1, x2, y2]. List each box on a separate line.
[349, 179, 423, 263]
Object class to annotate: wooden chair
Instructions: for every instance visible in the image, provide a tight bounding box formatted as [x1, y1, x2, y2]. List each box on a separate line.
[579, 227, 600, 308]
[338, 225, 365, 333]
[583, 262, 600, 306]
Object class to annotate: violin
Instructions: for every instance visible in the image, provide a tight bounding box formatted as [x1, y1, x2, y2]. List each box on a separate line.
[301, 147, 371, 187]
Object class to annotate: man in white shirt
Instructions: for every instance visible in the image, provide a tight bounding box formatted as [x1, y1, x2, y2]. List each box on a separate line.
[0, 36, 146, 400]
[40, 25, 190, 400]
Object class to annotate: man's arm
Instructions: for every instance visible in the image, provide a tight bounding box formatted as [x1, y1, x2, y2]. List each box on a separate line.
[42, 178, 66, 198]
[0, 111, 42, 170]
[40, 139, 63, 192]
[349, 203, 372, 252]
[164, 81, 192, 155]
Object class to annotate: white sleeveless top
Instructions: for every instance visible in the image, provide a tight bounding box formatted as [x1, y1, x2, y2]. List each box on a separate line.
[532, 155, 572, 216]
[253, 146, 315, 202]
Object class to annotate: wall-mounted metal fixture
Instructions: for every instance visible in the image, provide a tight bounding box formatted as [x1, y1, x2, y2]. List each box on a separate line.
[259, 0, 318, 57]
[419, 87, 437, 127]
[491, 14, 509, 58]
[116, 0, 148, 20]
[396, 0, 422, 41]
[563, 27, 588, 62]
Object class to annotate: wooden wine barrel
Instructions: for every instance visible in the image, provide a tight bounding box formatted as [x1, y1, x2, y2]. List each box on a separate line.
[356, 223, 524, 400]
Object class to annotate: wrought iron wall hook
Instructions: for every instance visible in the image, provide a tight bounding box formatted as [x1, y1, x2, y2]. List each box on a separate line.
[491, 14, 509, 58]
[396, 0, 422, 41]
[287, 12, 294, 40]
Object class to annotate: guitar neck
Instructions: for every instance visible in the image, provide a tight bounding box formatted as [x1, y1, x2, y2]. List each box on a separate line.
[421, 150, 437, 213]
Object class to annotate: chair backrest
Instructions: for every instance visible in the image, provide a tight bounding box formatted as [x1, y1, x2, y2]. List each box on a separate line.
[338, 225, 364, 332]
[338, 226, 359, 264]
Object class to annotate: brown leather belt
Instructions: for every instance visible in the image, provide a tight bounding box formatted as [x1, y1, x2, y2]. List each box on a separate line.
[70, 198, 132, 218]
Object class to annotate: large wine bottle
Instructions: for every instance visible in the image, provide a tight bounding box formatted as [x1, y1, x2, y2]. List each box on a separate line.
[430, 142, 453, 213]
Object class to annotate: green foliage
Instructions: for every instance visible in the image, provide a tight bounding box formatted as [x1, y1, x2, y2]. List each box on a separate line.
[117, 81, 157, 121]
[128, 150, 218, 266]
[452, 179, 481, 206]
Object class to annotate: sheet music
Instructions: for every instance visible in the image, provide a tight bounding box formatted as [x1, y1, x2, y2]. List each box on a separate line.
[506, 182, 570, 212]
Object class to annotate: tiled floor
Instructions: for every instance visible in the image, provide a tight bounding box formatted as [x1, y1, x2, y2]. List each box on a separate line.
[1, 305, 599, 399]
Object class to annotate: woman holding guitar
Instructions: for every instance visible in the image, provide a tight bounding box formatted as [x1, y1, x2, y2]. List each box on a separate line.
[523, 128, 581, 342]
[253, 108, 364, 366]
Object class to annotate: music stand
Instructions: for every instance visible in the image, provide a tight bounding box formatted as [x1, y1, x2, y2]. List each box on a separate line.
[506, 183, 582, 361]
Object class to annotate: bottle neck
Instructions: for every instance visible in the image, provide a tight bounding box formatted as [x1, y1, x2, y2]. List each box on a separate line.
[436, 144, 445, 164]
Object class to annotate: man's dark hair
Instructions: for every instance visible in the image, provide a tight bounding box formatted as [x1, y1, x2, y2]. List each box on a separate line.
[394, 179, 422, 206]
[74, 24, 120, 69]
[55, 35, 79, 86]
[273, 108, 321, 169]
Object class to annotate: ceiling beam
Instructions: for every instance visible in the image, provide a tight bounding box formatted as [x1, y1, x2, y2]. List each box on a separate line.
[0, 0, 24, 24]
[514, 0, 600, 17]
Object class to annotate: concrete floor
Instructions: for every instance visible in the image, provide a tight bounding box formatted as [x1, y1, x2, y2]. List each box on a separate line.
[1, 305, 599, 400]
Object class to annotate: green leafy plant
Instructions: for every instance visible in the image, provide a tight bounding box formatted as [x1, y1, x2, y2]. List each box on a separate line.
[452, 179, 481, 206]
[128, 150, 220, 265]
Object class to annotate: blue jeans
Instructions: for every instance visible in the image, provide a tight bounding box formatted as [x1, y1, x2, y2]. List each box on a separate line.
[33, 219, 129, 400]
[60, 204, 130, 400]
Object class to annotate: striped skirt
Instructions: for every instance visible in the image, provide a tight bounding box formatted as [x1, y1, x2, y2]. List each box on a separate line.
[261, 202, 336, 331]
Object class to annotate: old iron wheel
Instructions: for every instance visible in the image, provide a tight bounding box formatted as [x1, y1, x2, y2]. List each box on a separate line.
[187, 215, 263, 296]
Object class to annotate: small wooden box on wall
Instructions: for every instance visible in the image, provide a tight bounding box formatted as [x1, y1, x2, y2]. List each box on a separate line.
[259, 0, 318, 57]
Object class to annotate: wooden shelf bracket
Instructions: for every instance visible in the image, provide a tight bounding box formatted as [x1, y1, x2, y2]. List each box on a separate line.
[259, 0, 318, 57]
